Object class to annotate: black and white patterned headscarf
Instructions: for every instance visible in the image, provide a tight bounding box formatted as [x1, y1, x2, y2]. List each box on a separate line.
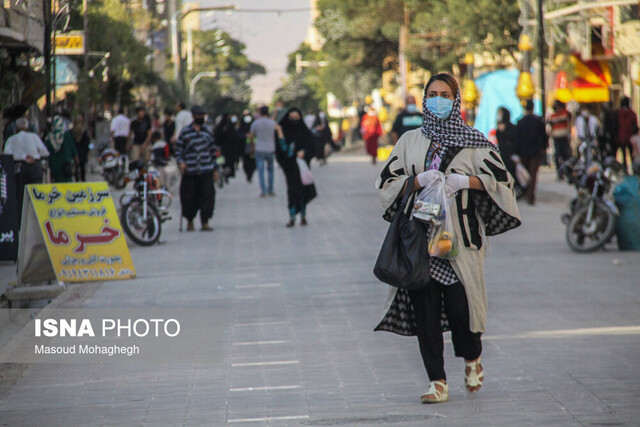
[421, 86, 496, 156]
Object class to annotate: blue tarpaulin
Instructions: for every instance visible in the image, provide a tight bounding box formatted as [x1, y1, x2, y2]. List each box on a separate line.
[473, 69, 541, 137]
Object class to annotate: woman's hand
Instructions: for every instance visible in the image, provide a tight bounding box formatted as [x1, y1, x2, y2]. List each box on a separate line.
[444, 173, 470, 197]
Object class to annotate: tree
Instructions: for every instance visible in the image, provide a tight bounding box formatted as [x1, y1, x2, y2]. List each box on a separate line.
[188, 29, 265, 115]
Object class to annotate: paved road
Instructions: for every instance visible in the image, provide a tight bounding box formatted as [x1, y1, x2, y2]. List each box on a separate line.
[0, 154, 639, 426]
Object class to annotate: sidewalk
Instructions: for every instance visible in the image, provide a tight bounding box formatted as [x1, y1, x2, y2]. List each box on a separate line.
[0, 153, 638, 425]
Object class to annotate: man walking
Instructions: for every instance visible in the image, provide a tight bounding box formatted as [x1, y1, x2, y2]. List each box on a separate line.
[129, 106, 152, 163]
[515, 100, 547, 205]
[548, 100, 572, 180]
[175, 105, 217, 232]
[390, 95, 423, 144]
[110, 108, 130, 155]
[248, 106, 277, 197]
[3, 118, 49, 222]
[172, 101, 193, 144]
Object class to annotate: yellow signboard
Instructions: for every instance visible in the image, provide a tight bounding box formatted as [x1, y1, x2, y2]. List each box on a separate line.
[54, 31, 85, 55]
[26, 182, 135, 282]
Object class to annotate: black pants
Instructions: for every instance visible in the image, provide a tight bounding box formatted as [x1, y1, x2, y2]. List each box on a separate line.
[114, 136, 128, 155]
[409, 281, 482, 381]
[553, 137, 572, 177]
[180, 170, 215, 223]
[75, 161, 87, 182]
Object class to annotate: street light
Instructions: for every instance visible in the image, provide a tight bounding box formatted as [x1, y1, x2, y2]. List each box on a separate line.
[171, 5, 236, 90]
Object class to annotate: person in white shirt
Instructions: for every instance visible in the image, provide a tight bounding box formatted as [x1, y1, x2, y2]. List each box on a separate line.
[110, 108, 131, 154]
[172, 102, 193, 143]
[3, 118, 49, 221]
[575, 105, 599, 143]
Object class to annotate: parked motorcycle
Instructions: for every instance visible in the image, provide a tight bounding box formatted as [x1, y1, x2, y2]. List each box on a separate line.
[560, 141, 623, 252]
[98, 143, 128, 189]
[119, 161, 172, 246]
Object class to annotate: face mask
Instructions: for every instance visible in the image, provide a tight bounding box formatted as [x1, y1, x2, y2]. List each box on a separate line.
[319, 112, 326, 119]
[243, 115, 252, 123]
[230, 116, 238, 124]
[426, 96, 453, 120]
[407, 104, 417, 113]
[581, 110, 588, 117]
[193, 117, 205, 125]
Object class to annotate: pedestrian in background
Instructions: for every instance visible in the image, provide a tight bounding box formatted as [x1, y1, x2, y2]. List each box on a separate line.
[214, 113, 237, 183]
[390, 95, 423, 144]
[238, 110, 256, 182]
[175, 105, 217, 232]
[172, 101, 192, 144]
[549, 100, 572, 180]
[248, 106, 277, 197]
[278, 108, 317, 227]
[495, 106, 517, 179]
[616, 96, 638, 174]
[375, 73, 521, 404]
[313, 109, 334, 165]
[129, 106, 152, 163]
[44, 115, 78, 183]
[69, 115, 91, 182]
[361, 106, 383, 164]
[162, 108, 175, 155]
[2, 117, 49, 221]
[599, 101, 617, 160]
[110, 107, 130, 155]
[515, 100, 547, 205]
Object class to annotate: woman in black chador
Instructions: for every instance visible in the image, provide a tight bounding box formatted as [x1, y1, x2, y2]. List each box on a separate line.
[277, 108, 317, 227]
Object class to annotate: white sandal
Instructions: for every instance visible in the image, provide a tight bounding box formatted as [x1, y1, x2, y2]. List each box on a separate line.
[464, 357, 484, 394]
[420, 380, 449, 403]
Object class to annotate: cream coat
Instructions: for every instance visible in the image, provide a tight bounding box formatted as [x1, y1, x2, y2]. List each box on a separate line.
[375, 129, 521, 334]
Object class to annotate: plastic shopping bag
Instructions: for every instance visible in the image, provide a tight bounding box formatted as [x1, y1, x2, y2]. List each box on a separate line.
[413, 171, 459, 260]
[296, 158, 314, 185]
[511, 155, 531, 187]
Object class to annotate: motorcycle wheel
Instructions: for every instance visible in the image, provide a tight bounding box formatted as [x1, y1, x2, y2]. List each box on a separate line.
[566, 200, 616, 253]
[120, 198, 162, 246]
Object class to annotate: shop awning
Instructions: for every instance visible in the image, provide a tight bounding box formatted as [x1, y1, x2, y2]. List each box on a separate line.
[554, 55, 611, 103]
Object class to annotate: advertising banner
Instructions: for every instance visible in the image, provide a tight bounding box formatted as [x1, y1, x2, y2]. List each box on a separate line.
[0, 155, 19, 261]
[20, 182, 135, 283]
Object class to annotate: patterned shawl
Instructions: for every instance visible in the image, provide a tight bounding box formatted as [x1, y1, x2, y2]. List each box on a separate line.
[420, 88, 496, 157]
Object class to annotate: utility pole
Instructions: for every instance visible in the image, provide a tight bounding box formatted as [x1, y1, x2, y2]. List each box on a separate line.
[398, 3, 410, 101]
[43, 0, 52, 121]
[82, 0, 89, 120]
[537, 0, 546, 119]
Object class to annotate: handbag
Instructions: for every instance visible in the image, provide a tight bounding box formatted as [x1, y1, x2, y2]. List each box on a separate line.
[296, 158, 314, 185]
[373, 178, 430, 290]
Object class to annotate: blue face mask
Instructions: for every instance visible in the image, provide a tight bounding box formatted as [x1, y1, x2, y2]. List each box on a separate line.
[406, 104, 417, 113]
[426, 96, 453, 120]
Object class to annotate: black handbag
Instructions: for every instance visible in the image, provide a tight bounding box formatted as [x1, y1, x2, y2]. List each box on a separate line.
[373, 178, 430, 290]
[63, 161, 75, 177]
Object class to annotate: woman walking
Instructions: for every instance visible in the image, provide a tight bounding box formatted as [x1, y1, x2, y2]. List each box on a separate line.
[45, 115, 78, 183]
[361, 106, 383, 164]
[277, 108, 316, 227]
[238, 110, 256, 182]
[375, 73, 521, 403]
[68, 115, 91, 182]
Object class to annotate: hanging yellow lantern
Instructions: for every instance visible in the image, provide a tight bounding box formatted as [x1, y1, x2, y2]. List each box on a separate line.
[516, 71, 535, 101]
[518, 34, 533, 52]
[462, 78, 478, 109]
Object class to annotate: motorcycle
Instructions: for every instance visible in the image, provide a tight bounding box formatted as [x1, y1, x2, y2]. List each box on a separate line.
[98, 143, 128, 189]
[560, 140, 623, 252]
[119, 161, 172, 246]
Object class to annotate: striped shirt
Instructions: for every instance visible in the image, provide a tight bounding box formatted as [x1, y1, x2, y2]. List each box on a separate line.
[175, 124, 217, 174]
